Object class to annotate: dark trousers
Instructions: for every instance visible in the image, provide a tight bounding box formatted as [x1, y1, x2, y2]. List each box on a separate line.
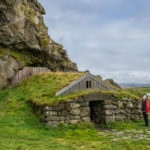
[143, 112, 148, 126]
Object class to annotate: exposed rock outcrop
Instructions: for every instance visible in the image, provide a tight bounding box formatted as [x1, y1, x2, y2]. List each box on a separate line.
[105, 79, 122, 90]
[0, 51, 18, 89]
[0, 0, 78, 88]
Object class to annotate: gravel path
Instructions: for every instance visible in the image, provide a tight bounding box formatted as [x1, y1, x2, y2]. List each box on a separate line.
[98, 129, 150, 141]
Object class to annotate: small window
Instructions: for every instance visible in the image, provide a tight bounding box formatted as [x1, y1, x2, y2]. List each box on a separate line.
[86, 81, 92, 88]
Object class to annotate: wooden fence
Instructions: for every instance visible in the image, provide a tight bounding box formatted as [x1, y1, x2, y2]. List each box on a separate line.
[12, 67, 51, 84]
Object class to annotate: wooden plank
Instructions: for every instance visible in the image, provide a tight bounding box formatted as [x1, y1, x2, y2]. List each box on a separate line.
[12, 67, 51, 84]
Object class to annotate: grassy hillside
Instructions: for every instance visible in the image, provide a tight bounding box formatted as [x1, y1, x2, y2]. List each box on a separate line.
[125, 87, 150, 100]
[0, 87, 150, 150]
[134, 87, 150, 95]
[0, 75, 150, 149]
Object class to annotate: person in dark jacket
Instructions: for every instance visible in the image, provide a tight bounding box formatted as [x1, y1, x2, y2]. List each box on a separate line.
[141, 95, 150, 127]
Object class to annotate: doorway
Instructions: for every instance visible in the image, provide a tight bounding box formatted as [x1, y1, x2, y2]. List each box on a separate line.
[89, 100, 105, 124]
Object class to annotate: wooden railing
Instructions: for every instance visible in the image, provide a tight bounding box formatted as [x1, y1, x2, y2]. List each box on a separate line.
[12, 67, 51, 83]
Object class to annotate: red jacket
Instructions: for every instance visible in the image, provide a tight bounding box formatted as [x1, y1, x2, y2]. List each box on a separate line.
[146, 100, 150, 113]
[142, 99, 150, 113]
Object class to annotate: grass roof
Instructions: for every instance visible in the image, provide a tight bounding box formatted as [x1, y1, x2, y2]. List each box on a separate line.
[0, 72, 142, 106]
[5, 72, 86, 104]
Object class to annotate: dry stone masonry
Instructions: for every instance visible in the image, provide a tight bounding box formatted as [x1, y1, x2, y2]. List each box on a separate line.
[32, 92, 142, 126]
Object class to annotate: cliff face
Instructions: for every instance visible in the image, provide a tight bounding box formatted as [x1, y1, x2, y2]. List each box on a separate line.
[0, 0, 78, 89]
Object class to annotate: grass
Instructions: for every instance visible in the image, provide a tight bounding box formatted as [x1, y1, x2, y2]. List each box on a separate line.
[0, 80, 150, 149]
[116, 120, 150, 130]
[11, 50, 25, 62]
[0, 87, 150, 150]
[1, 72, 86, 105]
[124, 87, 150, 100]
[10, 49, 41, 66]
[1, 72, 142, 106]
[121, 88, 143, 97]
[134, 87, 150, 95]
[40, 37, 49, 49]
[102, 118, 150, 130]
[104, 79, 121, 90]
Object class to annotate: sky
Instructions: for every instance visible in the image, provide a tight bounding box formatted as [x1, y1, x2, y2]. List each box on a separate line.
[38, 0, 150, 83]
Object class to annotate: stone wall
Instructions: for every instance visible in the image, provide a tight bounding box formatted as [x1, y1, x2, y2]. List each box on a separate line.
[90, 98, 142, 124]
[32, 92, 142, 127]
[33, 99, 91, 126]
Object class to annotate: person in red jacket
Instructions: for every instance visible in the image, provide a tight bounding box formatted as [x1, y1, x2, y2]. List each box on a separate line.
[142, 95, 150, 127]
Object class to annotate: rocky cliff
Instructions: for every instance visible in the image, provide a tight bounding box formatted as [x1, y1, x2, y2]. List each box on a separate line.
[0, 0, 78, 89]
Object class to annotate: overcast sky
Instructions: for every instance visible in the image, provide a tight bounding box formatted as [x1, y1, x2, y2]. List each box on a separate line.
[38, 0, 150, 83]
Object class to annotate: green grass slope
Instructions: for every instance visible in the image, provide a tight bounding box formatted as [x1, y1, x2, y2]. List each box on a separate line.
[0, 75, 150, 150]
[0, 86, 150, 150]
[7, 72, 86, 105]
[134, 87, 150, 95]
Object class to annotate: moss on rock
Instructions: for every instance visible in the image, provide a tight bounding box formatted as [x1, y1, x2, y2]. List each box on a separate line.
[0, 47, 10, 58]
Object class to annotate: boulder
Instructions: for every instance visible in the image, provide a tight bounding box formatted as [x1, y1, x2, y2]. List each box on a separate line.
[46, 121, 59, 127]
[82, 117, 90, 123]
[48, 111, 57, 116]
[127, 102, 134, 109]
[104, 105, 117, 110]
[118, 101, 124, 109]
[70, 108, 80, 116]
[70, 120, 79, 124]
[80, 107, 90, 117]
